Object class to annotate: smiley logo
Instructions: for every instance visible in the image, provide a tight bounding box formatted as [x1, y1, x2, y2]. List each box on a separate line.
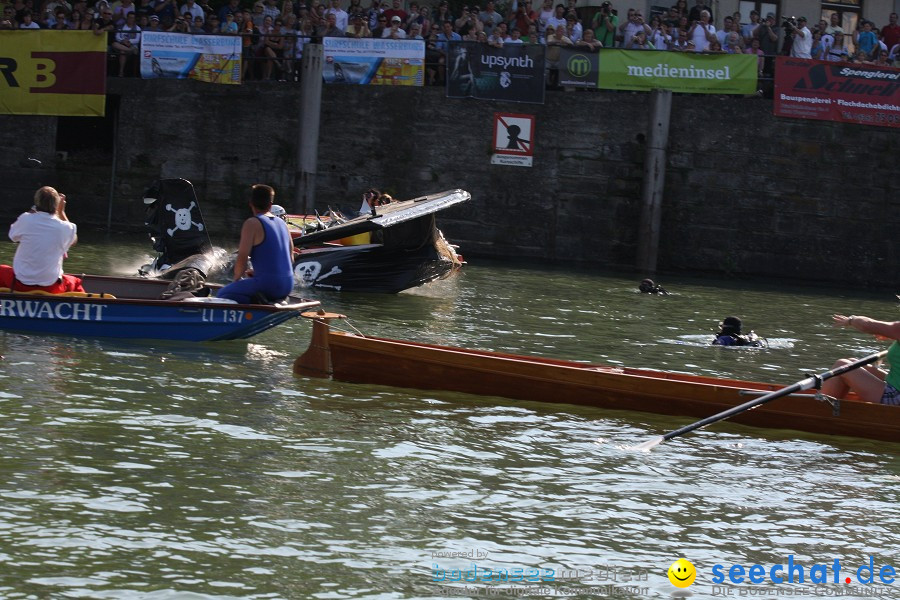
[667, 558, 696, 588]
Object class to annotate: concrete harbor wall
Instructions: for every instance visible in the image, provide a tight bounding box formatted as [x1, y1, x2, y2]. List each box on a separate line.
[0, 79, 896, 289]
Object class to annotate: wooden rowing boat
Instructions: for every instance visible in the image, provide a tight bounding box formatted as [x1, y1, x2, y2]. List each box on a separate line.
[294, 315, 900, 443]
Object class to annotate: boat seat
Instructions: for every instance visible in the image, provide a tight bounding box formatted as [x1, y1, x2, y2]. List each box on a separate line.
[0, 287, 116, 298]
[251, 292, 289, 305]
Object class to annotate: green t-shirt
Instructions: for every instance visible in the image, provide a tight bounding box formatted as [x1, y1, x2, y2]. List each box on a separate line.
[593, 12, 617, 47]
[886, 340, 900, 391]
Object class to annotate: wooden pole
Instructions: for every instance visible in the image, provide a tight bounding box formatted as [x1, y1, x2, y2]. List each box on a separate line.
[636, 88, 672, 273]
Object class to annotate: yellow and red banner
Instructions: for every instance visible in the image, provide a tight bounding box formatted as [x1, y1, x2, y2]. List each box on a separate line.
[0, 31, 106, 116]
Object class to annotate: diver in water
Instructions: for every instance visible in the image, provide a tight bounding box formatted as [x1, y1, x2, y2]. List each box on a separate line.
[639, 278, 669, 295]
[712, 316, 764, 347]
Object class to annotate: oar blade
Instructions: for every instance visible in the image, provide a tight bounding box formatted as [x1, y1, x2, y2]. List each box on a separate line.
[631, 436, 665, 452]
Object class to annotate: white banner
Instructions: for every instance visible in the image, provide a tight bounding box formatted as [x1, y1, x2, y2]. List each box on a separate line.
[323, 37, 423, 86]
[140, 32, 242, 84]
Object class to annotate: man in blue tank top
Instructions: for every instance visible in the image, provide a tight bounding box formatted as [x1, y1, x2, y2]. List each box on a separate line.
[217, 184, 295, 304]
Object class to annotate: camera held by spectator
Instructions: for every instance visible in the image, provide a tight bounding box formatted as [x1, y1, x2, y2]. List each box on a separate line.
[782, 16, 797, 30]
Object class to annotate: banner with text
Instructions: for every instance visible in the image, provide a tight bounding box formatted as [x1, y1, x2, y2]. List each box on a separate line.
[0, 31, 106, 116]
[140, 31, 241, 84]
[447, 42, 545, 104]
[774, 56, 900, 128]
[558, 48, 600, 88]
[323, 37, 424, 85]
[598, 50, 758, 94]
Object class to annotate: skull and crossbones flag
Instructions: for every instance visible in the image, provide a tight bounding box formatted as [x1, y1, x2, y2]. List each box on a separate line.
[143, 178, 212, 266]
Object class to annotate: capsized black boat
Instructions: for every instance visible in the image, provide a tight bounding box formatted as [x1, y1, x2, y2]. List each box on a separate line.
[289, 189, 470, 293]
[138, 181, 470, 294]
[139, 178, 230, 280]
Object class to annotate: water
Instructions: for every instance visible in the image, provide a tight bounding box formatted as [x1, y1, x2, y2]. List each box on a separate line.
[0, 236, 898, 600]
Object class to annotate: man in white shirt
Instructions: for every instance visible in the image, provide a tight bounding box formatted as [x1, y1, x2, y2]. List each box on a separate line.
[325, 0, 349, 32]
[789, 16, 812, 58]
[8, 186, 81, 293]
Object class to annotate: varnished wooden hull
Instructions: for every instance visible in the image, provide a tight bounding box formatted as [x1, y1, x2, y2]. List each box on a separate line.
[295, 319, 900, 443]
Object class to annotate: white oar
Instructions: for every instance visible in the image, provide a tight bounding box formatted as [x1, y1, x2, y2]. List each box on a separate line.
[634, 350, 888, 451]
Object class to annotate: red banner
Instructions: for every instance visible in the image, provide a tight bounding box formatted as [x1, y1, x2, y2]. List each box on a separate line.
[774, 56, 900, 128]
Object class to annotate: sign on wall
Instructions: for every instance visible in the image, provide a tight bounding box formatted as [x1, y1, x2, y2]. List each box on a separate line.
[140, 31, 241, 84]
[774, 56, 900, 128]
[598, 50, 758, 94]
[447, 42, 545, 104]
[491, 112, 535, 167]
[322, 38, 424, 86]
[0, 31, 106, 116]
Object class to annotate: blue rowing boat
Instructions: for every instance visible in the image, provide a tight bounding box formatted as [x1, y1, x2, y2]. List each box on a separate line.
[0, 274, 319, 342]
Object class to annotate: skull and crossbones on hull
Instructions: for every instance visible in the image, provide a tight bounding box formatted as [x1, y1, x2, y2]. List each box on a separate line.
[166, 202, 204, 236]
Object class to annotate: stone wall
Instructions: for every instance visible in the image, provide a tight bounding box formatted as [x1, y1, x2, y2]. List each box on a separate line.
[0, 78, 896, 288]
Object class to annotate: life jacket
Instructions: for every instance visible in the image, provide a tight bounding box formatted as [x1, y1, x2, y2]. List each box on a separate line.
[712, 333, 763, 347]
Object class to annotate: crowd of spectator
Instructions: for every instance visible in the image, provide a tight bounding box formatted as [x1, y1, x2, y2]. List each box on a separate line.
[1, 0, 899, 82]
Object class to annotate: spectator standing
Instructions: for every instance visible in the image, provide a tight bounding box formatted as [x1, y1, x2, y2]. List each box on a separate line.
[478, 0, 501, 35]
[810, 29, 825, 59]
[591, 0, 615, 48]
[715, 15, 734, 46]
[788, 16, 811, 58]
[189, 13, 203, 30]
[740, 9, 758, 44]
[19, 9, 40, 27]
[180, 0, 203, 24]
[753, 11, 778, 73]
[545, 23, 571, 85]
[2, 5, 18, 26]
[113, 11, 140, 76]
[217, 0, 239, 21]
[545, 2, 565, 31]
[251, 1, 265, 26]
[436, 19, 460, 81]
[455, 5, 477, 36]
[144, 12, 161, 29]
[856, 20, 878, 59]
[263, 16, 286, 79]
[381, 0, 406, 24]
[512, 0, 536, 38]
[881, 13, 900, 51]
[93, 6, 116, 45]
[650, 20, 671, 49]
[576, 26, 601, 48]
[366, 0, 382, 29]
[619, 8, 650, 47]
[51, 8, 69, 28]
[345, 11, 370, 36]
[825, 13, 842, 35]
[688, 9, 714, 52]
[318, 10, 342, 35]
[744, 36, 764, 71]
[381, 13, 405, 36]
[405, 1, 422, 30]
[152, 0, 177, 28]
[221, 11, 238, 32]
[169, 13, 189, 31]
[324, 0, 347, 32]
[370, 11, 387, 36]
[825, 31, 849, 61]
[670, 27, 689, 49]
[686, 0, 710, 24]
[563, 11, 580, 41]
[624, 27, 653, 48]
[263, 0, 280, 20]
[432, 0, 449, 25]
[112, 0, 135, 26]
